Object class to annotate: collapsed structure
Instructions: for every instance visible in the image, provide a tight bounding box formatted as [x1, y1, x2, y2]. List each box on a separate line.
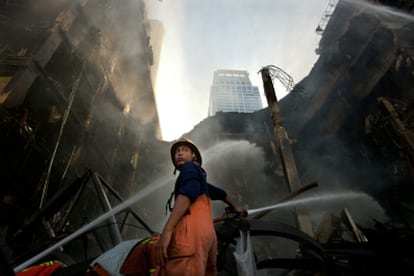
[1, 0, 414, 275]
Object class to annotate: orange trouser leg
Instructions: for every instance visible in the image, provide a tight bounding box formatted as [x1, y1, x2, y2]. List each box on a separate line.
[160, 195, 218, 275]
[160, 251, 216, 276]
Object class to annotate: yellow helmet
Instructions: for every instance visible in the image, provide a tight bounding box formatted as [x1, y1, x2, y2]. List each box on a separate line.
[170, 137, 202, 170]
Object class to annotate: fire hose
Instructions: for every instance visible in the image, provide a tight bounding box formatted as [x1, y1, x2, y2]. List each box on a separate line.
[213, 181, 318, 223]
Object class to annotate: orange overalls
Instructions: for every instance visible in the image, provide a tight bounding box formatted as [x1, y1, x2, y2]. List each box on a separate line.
[120, 193, 217, 276]
[159, 193, 217, 276]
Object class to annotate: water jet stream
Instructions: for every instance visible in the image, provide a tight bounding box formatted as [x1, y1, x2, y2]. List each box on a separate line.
[344, 0, 414, 21]
[247, 191, 367, 216]
[13, 175, 173, 273]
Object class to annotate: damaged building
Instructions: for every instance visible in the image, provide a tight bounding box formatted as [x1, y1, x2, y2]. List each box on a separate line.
[0, 0, 168, 271]
[1, 0, 414, 275]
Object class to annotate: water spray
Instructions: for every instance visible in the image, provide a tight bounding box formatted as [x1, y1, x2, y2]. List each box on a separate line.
[213, 182, 318, 223]
[247, 190, 366, 216]
[251, 182, 318, 219]
[12, 175, 173, 273]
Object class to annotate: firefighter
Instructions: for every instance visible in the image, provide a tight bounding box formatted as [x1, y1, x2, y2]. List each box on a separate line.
[155, 137, 245, 275]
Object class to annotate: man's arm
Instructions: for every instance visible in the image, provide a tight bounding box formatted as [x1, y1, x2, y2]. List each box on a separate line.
[155, 194, 191, 266]
[208, 183, 246, 215]
[223, 195, 246, 216]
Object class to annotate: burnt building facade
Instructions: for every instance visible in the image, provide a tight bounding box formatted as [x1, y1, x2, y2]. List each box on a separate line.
[0, 0, 164, 267]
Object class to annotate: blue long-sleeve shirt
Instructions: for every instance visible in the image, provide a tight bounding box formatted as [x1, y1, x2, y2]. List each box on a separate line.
[175, 162, 227, 202]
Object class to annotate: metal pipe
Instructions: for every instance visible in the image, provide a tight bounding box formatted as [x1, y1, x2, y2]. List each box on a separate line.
[98, 175, 156, 235]
[92, 173, 122, 246]
[39, 61, 85, 208]
[259, 65, 314, 237]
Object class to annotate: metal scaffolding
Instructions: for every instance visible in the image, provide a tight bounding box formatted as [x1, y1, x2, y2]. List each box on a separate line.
[316, 0, 339, 35]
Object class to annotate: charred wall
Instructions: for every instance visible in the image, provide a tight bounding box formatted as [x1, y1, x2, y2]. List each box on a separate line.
[0, 0, 163, 265]
[276, 0, 414, 212]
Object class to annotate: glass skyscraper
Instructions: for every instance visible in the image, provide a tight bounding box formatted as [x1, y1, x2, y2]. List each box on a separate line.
[208, 69, 263, 116]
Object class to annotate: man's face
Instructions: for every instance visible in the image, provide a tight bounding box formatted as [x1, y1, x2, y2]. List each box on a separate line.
[174, 145, 193, 167]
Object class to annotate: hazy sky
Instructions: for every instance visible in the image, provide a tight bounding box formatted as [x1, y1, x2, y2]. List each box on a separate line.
[148, 0, 331, 141]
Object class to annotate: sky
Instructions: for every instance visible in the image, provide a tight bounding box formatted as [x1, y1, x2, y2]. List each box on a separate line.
[148, 0, 332, 141]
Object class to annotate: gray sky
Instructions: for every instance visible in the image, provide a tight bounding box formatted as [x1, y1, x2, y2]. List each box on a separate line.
[148, 0, 331, 141]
